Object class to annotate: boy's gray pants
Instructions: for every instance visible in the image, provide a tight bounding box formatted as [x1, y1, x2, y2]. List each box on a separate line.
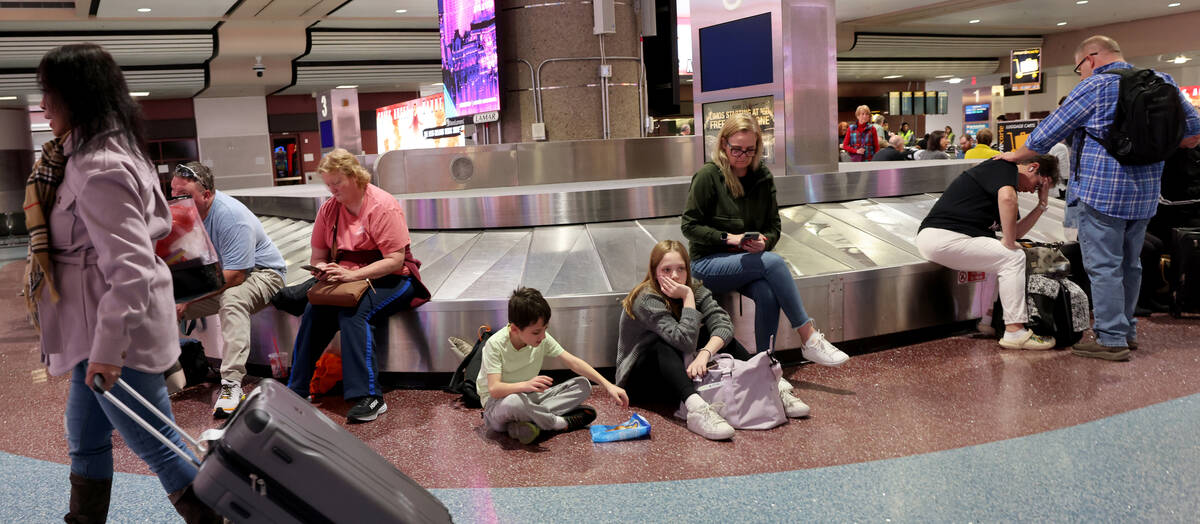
[482, 376, 592, 431]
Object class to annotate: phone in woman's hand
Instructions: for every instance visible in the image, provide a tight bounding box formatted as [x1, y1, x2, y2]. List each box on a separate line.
[742, 232, 761, 241]
[301, 264, 322, 273]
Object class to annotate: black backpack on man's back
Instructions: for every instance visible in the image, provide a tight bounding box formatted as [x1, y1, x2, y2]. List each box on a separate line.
[1085, 68, 1187, 166]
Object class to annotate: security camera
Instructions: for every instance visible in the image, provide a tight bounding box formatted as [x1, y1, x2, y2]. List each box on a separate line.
[253, 56, 265, 78]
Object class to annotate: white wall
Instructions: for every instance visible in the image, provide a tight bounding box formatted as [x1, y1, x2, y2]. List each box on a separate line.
[193, 96, 272, 190]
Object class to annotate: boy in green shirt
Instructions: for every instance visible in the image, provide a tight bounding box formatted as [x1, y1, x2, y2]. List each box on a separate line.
[479, 288, 629, 444]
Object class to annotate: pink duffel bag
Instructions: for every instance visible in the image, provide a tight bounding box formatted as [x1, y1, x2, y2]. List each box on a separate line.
[692, 351, 787, 430]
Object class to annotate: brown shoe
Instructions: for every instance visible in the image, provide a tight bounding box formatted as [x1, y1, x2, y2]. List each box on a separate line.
[1127, 337, 1138, 351]
[168, 484, 222, 524]
[1071, 340, 1130, 361]
[65, 473, 111, 524]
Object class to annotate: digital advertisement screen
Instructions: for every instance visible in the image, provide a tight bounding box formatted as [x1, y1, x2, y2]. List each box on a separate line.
[701, 95, 774, 163]
[964, 103, 990, 122]
[439, 0, 499, 117]
[376, 93, 463, 153]
[698, 13, 772, 92]
[1181, 85, 1200, 108]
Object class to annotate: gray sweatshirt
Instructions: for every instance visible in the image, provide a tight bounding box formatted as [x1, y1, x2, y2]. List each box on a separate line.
[614, 282, 735, 387]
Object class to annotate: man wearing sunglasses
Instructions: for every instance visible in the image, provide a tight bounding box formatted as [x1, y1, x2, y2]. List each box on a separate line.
[170, 162, 287, 416]
[999, 35, 1200, 361]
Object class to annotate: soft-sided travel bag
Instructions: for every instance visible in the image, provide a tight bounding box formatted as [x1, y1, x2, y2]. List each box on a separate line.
[445, 325, 492, 409]
[1170, 227, 1200, 317]
[91, 377, 452, 524]
[690, 351, 787, 430]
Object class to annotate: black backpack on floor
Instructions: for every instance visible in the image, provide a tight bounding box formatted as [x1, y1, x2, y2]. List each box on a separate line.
[445, 326, 493, 409]
[1083, 68, 1187, 166]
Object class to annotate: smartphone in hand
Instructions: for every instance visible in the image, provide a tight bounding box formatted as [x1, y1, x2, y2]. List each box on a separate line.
[742, 232, 761, 241]
[301, 264, 322, 273]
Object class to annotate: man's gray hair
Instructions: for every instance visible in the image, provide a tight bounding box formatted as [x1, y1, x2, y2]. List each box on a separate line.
[1076, 35, 1122, 57]
[889, 134, 905, 149]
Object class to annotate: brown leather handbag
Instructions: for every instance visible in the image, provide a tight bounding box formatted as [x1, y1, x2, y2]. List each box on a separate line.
[307, 211, 375, 307]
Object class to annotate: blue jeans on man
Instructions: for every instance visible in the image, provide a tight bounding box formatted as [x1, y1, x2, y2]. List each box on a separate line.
[1076, 202, 1148, 347]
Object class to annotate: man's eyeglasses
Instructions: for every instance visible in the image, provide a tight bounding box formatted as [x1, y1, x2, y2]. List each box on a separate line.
[1074, 52, 1099, 76]
[726, 145, 757, 159]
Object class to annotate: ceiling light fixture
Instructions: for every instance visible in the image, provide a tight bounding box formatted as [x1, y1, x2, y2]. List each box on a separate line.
[130, 91, 150, 97]
[395, 9, 408, 13]
[1168, 2, 1181, 6]
[883, 74, 902, 79]
[1174, 55, 1191, 64]
[948, 78, 964, 84]
[1057, 21, 1068, 26]
[0, 96, 16, 101]
[137, 7, 151, 12]
[935, 75, 954, 79]
[433, 82, 444, 86]
[336, 85, 358, 89]
[969, 19, 981, 24]
[1076, 0, 1088, 4]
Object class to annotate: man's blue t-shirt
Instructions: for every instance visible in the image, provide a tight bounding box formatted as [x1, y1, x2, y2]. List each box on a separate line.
[203, 191, 286, 278]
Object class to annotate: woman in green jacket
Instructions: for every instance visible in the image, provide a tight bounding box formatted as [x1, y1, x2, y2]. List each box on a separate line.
[681, 114, 849, 367]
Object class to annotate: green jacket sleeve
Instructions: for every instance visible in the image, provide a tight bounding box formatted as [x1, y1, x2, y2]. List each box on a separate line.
[680, 168, 725, 248]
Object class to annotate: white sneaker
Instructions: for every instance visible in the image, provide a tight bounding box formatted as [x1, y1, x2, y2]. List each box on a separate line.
[686, 402, 735, 440]
[779, 388, 810, 418]
[801, 330, 850, 367]
[213, 380, 244, 418]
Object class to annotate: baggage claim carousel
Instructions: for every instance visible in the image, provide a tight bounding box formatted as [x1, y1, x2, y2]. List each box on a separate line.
[207, 137, 1069, 374]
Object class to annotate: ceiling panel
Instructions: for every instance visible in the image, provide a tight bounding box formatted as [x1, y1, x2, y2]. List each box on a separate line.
[328, 0, 439, 19]
[279, 62, 441, 94]
[0, 67, 205, 98]
[836, 58, 999, 81]
[96, 0, 239, 18]
[0, 32, 214, 68]
[842, 34, 1042, 59]
[900, 0, 1200, 35]
[301, 30, 439, 62]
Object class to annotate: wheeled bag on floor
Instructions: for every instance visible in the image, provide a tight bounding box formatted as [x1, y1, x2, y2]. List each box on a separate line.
[1169, 227, 1200, 317]
[92, 377, 452, 524]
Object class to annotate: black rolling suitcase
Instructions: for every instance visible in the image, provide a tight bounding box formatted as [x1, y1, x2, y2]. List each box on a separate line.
[93, 377, 452, 524]
[1169, 227, 1200, 317]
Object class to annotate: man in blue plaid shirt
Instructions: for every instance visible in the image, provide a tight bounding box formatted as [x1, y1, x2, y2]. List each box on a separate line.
[1000, 35, 1200, 361]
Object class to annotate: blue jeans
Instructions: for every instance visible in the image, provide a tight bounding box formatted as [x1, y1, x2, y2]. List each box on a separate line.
[66, 361, 198, 493]
[692, 251, 812, 351]
[1077, 202, 1148, 346]
[288, 276, 417, 400]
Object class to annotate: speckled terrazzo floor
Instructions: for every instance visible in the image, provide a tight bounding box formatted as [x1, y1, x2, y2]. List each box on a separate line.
[2, 259, 1199, 522]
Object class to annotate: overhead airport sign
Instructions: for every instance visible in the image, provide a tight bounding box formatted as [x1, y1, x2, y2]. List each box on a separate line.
[1010, 48, 1041, 92]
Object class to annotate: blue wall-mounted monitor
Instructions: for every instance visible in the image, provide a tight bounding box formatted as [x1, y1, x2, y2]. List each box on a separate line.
[964, 103, 990, 122]
[698, 13, 773, 92]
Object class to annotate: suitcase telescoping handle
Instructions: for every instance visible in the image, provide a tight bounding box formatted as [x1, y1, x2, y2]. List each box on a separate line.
[91, 375, 203, 469]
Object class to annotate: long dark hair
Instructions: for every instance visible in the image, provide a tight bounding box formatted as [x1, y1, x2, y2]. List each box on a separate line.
[37, 43, 148, 161]
[927, 130, 947, 152]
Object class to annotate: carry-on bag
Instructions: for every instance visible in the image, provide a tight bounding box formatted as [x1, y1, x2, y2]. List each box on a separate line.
[688, 350, 787, 430]
[91, 376, 452, 524]
[155, 196, 225, 303]
[1169, 227, 1200, 317]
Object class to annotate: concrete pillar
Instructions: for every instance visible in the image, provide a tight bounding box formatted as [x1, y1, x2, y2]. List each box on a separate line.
[497, 0, 643, 142]
[193, 96, 273, 190]
[0, 108, 34, 213]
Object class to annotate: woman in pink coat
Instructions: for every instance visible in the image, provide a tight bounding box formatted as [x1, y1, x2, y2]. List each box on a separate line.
[35, 44, 218, 523]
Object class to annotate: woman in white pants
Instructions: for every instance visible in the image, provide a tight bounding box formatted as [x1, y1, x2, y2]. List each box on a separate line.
[915, 156, 1061, 350]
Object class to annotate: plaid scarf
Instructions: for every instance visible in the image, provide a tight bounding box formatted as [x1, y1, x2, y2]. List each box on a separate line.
[23, 135, 68, 331]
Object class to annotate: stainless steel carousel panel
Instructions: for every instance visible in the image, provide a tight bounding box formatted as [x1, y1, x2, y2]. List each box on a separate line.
[449, 230, 533, 300]
[586, 221, 661, 293]
[635, 216, 690, 247]
[867, 194, 940, 223]
[545, 228, 613, 297]
[408, 231, 483, 298]
[716, 273, 840, 351]
[838, 262, 984, 341]
[813, 200, 925, 254]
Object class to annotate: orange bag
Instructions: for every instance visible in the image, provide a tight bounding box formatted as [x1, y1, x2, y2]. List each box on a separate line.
[309, 352, 343, 396]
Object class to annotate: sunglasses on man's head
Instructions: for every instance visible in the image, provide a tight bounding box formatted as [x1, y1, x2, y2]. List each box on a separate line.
[175, 164, 199, 179]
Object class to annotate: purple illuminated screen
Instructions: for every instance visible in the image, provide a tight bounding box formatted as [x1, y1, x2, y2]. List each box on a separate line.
[438, 0, 499, 117]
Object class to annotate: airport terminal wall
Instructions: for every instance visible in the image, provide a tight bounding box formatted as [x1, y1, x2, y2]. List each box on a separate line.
[205, 137, 1069, 373]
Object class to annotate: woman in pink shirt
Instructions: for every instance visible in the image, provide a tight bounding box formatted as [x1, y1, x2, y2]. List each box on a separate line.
[287, 149, 430, 423]
[35, 44, 218, 523]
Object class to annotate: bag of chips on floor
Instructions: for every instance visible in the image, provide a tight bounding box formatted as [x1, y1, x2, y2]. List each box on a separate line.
[590, 413, 651, 442]
[154, 196, 224, 302]
[310, 351, 344, 397]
